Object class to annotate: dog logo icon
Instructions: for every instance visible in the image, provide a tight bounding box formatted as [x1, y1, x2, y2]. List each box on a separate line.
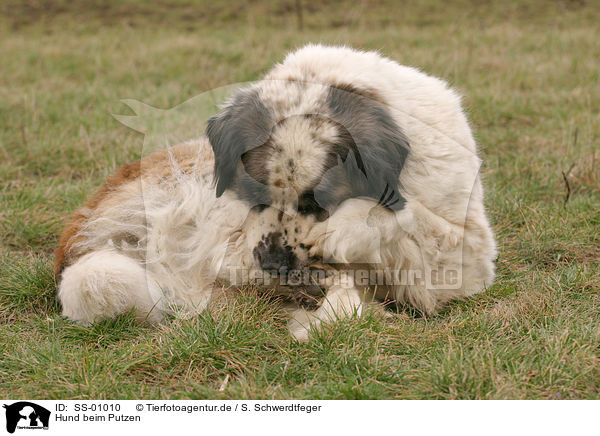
[3, 402, 50, 433]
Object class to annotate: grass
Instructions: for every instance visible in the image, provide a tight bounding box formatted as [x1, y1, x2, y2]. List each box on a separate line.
[0, 0, 599, 399]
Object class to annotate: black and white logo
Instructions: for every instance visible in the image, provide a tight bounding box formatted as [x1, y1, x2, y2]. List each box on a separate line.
[3, 402, 50, 434]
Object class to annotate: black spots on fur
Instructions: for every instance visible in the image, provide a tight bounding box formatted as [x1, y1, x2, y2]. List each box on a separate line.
[206, 88, 272, 197]
[254, 231, 297, 272]
[326, 83, 409, 211]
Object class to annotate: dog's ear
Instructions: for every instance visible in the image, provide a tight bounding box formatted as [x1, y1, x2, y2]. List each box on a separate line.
[327, 84, 409, 211]
[206, 88, 271, 197]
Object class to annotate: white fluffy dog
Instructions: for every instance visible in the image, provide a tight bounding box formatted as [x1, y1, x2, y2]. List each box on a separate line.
[55, 44, 497, 340]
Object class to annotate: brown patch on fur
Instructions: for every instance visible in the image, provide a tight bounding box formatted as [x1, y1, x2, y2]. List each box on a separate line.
[53, 160, 141, 279]
[279, 70, 318, 85]
[331, 82, 384, 105]
[304, 113, 325, 130]
[241, 144, 272, 184]
[54, 141, 212, 281]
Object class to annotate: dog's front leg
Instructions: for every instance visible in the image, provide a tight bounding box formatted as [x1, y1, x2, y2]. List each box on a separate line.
[287, 270, 363, 342]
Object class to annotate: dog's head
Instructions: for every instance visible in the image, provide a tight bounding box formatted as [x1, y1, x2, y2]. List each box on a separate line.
[206, 80, 409, 278]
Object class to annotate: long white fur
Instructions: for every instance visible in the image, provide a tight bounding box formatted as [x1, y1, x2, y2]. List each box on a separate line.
[58, 44, 497, 339]
[59, 249, 164, 324]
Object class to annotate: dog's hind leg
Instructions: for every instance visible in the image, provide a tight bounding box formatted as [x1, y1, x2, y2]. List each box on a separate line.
[287, 271, 363, 341]
[57, 249, 164, 324]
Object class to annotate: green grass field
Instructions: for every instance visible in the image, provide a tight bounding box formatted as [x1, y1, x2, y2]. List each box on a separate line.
[1, 0, 598, 399]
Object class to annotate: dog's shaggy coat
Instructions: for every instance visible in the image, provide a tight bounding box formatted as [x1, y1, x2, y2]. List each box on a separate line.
[55, 45, 497, 340]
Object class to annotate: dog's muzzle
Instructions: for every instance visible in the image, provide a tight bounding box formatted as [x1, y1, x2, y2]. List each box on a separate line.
[253, 232, 297, 273]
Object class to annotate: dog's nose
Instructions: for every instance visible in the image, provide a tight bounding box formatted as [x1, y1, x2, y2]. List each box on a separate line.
[253, 232, 295, 272]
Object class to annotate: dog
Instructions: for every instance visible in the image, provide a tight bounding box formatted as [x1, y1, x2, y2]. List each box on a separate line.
[55, 44, 497, 340]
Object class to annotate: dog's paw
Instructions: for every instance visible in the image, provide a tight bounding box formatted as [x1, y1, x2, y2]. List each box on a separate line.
[288, 309, 321, 342]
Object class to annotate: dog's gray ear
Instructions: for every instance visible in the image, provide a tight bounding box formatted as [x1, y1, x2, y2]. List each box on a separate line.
[206, 88, 271, 197]
[327, 84, 409, 211]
